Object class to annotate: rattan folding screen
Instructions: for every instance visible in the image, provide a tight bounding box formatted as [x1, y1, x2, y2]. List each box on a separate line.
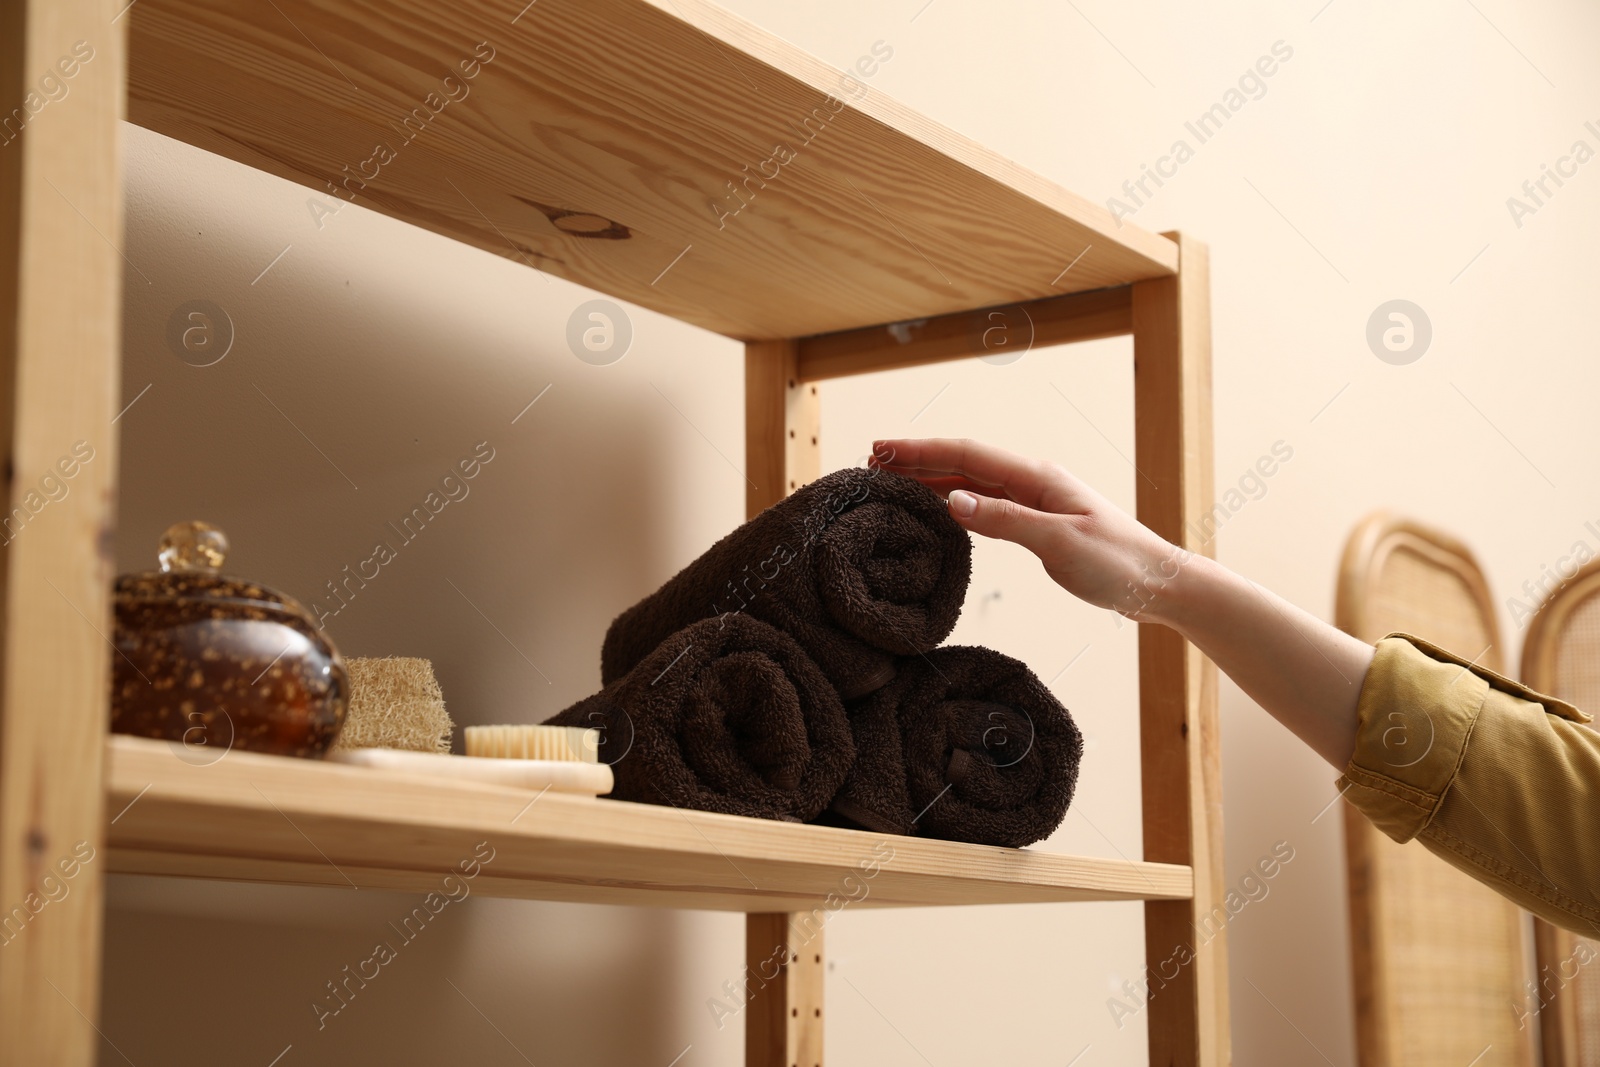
[1335, 513, 1536, 1067]
[1522, 560, 1600, 1067]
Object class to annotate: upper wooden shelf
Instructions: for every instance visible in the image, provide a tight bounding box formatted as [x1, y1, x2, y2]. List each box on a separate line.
[127, 0, 1177, 340]
[106, 737, 1191, 911]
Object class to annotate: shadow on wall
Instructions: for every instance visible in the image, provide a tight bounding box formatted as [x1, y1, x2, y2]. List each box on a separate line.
[101, 880, 688, 1065]
[113, 205, 670, 725]
[103, 126, 751, 1064]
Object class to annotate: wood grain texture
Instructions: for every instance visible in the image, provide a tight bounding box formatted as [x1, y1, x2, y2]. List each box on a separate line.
[1131, 233, 1230, 1067]
[744, 336, 825, 1064]
[795, 286, 1134, 382]
[125, 0, 1176, 340]
[0, 3, 124, 1066]
[744, 340, 820, 516]
[105, 736, 1193, 910]
[1336, 512, 1537, 1067]
[1520, 560, 1600, 1067]
[745, 914, 826, 1067]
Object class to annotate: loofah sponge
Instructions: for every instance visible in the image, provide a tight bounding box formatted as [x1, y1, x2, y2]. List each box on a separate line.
[333, 657, 454, 754]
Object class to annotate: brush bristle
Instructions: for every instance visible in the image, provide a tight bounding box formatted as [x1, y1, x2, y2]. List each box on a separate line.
[464, 725, 599, 763]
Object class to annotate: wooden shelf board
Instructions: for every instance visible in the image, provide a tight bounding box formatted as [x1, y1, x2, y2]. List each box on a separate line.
[127, 0, 1176, 340]
[106, 736, 1191, 911]
[797, 285, 1134, 381]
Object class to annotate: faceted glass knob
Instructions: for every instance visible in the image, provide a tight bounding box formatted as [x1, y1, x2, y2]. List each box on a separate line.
[157, 521, 229, 574]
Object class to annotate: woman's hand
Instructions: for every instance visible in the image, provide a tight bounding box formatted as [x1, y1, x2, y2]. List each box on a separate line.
[874, 436, 1374, 768]
[870, 438, 1188, 623]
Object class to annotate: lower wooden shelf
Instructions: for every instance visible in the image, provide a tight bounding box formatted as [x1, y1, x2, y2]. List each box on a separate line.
[104, 736, 1191, 912]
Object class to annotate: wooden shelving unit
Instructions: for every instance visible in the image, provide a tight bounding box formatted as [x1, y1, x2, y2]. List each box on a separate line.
[0, 1, 1227, 1064]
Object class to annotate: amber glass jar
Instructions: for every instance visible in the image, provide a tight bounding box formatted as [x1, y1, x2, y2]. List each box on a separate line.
[111, 521, 347, 759]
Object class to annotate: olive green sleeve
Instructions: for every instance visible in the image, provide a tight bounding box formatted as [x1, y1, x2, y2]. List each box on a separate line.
[1339, 633, 1600, 936]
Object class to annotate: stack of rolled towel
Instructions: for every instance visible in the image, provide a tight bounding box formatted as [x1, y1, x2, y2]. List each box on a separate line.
[546, 467, 1083, 849]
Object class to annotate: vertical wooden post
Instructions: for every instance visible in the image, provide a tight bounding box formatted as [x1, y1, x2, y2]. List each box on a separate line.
[744, 339, 821, 516]
[745, 913, 827, 1067]
[1132, 233, 1229, 1067]
[0, 2, 125, 1065]
[744, 340, 823, 1066]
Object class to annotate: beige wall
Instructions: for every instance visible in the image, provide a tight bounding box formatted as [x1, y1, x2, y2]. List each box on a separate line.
[101, 2, 1600, 1064]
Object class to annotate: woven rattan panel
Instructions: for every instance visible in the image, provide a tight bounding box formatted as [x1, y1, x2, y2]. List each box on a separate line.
[1554, 593, 1600, 713]
[1545, 589, 1600, 1065]
[1348, 542, 1534, 1067]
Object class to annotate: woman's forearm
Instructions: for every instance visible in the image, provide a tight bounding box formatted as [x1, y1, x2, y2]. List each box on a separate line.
[871, 438, 1600, 932]
[1077, 526, 1600, 928]
[1146, 553, 1373, 769]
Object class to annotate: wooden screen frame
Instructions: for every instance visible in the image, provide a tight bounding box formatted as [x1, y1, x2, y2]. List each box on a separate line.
[1522, 558, 1600, 697]
[1336, 513, 1504, 653]
[1334, 511, 1536, 1067]
[744, 233, 1228, 1067]
[1520, 557, 1600, 1067]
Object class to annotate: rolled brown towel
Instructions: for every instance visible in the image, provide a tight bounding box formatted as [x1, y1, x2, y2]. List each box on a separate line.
[549, 614, 854, 822]
[601, 467, 971, 700]
[828, 646, 1083, 848]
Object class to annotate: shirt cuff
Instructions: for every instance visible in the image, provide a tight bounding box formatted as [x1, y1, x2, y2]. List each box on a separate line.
[1338, 633, 1588, 843]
